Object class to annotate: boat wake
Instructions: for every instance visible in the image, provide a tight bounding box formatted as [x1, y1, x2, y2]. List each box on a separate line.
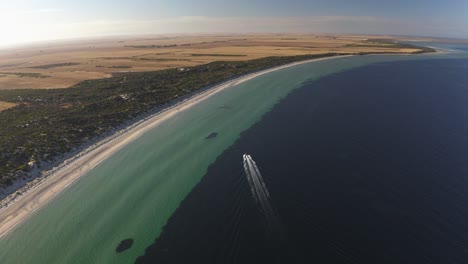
[243, 154, 280, 232]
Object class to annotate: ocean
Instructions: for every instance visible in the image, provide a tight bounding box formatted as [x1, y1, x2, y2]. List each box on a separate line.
[0, 45, 467, 263]
[137, 56, 468, 263]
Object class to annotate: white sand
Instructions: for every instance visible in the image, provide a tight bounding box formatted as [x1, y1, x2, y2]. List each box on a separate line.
[0, 55, 352, 239]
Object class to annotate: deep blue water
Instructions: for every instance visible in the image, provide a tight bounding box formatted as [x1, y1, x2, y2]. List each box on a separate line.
[137, 58, 468, 263]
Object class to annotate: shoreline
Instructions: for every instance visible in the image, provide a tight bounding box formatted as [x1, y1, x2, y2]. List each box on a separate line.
[0, 54, 353, 239]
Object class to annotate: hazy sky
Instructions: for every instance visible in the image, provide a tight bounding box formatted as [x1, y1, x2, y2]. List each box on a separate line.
[1, 0, 467, 46]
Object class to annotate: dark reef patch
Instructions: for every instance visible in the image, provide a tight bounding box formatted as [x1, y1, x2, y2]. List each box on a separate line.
[205, 132, 218, 139]
[116, 239, 133, 253]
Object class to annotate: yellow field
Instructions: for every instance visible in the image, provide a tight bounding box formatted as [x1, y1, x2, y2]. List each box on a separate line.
[0, 101, 16, 111]
[0, 34, 426, 90]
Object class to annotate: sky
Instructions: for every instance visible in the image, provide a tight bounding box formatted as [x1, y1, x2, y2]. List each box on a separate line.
[1, 0, 467, 47]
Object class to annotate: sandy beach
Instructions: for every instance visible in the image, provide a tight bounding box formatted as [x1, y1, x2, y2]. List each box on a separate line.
[0, 55, 351, 239]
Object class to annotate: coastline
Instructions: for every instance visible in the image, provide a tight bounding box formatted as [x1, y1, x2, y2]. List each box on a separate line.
[0, 54, 353, 239]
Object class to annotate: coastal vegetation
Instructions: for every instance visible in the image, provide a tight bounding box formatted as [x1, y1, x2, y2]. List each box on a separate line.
[346, 39, 436, 54]
[0, 41, 435, 190]
[28, 63, 81, 69]
[0, 53, 342, 187]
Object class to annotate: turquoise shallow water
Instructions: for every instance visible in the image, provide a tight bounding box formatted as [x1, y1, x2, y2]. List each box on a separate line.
[0, 51, 457, 263]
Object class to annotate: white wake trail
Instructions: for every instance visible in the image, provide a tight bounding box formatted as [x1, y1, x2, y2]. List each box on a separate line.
[243, 154, 278, 230]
